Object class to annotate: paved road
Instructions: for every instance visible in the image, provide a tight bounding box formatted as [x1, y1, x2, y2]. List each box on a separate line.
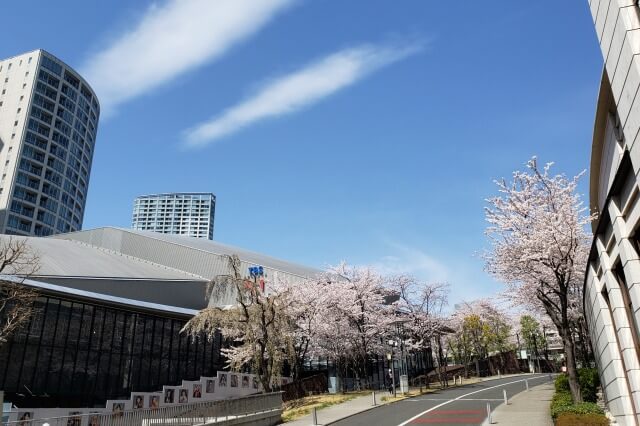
[332, 374, 552, 426]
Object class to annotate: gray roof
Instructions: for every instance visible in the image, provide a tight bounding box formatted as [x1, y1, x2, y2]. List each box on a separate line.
[0, 235, 203, 281]
[51, 227, 321, 280]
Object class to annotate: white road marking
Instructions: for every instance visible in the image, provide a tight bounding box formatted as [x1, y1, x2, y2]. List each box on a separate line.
[396, 375, 549, 426]
[404, 398, 504, 402]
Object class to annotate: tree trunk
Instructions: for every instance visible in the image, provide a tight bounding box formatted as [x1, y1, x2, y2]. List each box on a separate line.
[562, 329, 582, 403]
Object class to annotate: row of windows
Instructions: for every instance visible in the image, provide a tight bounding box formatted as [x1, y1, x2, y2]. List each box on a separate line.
[7, 214, 32, 233]
[41, 55, 62, 76]
[33, 67, 98, 138]
[23, 128, 89, 188]
[17, 157, 85, 211]
[0, 55, 33, 73]
[136, 199, 214, 204]
[38, 69, 60, 89]
[0, 295, 219, 407]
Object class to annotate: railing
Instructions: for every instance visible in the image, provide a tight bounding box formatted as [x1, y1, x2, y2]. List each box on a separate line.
[5, 392, 283, 426]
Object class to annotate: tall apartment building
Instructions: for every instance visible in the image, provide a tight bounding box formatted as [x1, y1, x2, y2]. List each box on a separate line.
[132, 193, 216, 239]
[0, 49, 99, 236]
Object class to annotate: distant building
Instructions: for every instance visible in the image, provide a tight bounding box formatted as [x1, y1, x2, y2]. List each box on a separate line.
[585, 2, 640, 424]
[132, 193, 216, 240]
[0, 49, 100, 236]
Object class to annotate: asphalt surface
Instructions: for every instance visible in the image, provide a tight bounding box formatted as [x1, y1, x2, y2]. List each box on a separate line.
[331, 374, 552, 426]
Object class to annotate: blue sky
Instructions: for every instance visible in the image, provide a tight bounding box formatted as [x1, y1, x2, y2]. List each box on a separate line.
[2, 1, 603, 304]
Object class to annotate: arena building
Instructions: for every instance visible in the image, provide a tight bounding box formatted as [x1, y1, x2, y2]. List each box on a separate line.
[0, 227, 319, 407]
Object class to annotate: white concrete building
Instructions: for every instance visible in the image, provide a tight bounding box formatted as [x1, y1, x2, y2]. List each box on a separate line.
[585, 1, 640, 424]
[132, 192, 216, 239]
[0, 49, 99, 236]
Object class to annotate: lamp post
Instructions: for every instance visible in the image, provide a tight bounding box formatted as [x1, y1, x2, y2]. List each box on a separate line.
[387, 339, 398, 397]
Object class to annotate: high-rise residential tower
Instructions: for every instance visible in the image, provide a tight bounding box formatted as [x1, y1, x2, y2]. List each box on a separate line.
[132, 193, 216, 239]
[0, 49, 99, 236]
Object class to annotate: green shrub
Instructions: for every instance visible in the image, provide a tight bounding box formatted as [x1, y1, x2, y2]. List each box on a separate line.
[550, 391, 573, 418]
[578, 368, 600, 403]
[556, 412, 609, 426]
[554, 369, 600, 402]
[552, 401, 604, 419]
[555, 374, 570, 393]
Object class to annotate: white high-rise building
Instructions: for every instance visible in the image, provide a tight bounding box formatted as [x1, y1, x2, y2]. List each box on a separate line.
[132, 193, 216, 240]
[0, 49, 99, 236]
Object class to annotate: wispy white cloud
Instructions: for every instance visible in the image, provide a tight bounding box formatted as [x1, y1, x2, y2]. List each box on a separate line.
[368, 241, 504, 308]
[81, 0, 294, 114]
[183, 40, 424, 147]
[370, 241, 449, 283]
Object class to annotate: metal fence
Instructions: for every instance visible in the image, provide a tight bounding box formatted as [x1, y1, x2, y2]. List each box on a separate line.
[5, 392, 283, 426]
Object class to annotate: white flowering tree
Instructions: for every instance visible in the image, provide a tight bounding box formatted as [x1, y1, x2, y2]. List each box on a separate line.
[484, 158, 594, 402]
[307, 263, 395, 390]
[388, 275, 449, 382]
[182, 255, 292, 392]
[270, 275, 331, 382]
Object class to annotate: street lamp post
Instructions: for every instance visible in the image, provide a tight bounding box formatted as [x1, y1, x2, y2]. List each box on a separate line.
[387, 340, 398, 398]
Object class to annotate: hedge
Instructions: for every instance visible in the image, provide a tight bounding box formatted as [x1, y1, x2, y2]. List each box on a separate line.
[555, 374, 570, 393]
[550, 391, 574, 419]
[556, 412, 609, 426]
[552, 398, 604, 419]
[578, 368, 600, 403]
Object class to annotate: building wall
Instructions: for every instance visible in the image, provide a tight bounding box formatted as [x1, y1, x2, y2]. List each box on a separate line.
[587, 2, 640, 424]
[0, 291, 223, 408]
[132, 193, 216, 240]
[0, 50, 99, 236]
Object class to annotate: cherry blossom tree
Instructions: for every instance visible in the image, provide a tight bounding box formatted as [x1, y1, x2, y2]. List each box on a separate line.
[182, 255, 292, 392]
[270, 275, 332, 382]
[323, 263, 395, 389]
[484, 157, 594, 402]
[388, 275, 449, 383]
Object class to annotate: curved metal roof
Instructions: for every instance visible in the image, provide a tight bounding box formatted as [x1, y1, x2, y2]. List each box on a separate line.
[52, 227, 321, 280]
[0, 235, 203, 280]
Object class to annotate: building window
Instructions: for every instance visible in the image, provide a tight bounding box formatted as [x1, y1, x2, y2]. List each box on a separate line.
[613, 261, 640, 364]
[601, 285, 640, 418]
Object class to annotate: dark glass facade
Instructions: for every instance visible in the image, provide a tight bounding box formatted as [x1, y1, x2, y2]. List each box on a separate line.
[0, 293, 222, 408]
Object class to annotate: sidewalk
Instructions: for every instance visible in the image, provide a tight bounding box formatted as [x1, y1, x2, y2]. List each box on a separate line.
[284, 374, 534, 426]
[484, 381, 554, 425]
[284, 390, 387, 426]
